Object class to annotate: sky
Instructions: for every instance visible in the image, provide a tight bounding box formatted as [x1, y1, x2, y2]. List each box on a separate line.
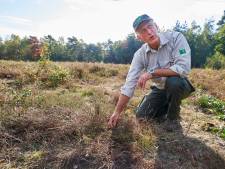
[0, 0, 224, 43]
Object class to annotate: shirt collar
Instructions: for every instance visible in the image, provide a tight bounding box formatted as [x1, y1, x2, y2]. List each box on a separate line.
[145, 32, 169, 53]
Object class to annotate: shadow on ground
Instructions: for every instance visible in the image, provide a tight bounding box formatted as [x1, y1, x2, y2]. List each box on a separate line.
[110, 119, 138, 169]
[151, 120, 225, 169]
[110, 119, 225, 169]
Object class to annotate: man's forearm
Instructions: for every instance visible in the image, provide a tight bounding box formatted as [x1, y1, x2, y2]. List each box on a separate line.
[152, 68, 179, 77]
[114, 94, 130, 114]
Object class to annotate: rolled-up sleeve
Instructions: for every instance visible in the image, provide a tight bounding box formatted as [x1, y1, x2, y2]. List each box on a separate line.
[169, 33, 191, 77]
[120, 51, 144, 98]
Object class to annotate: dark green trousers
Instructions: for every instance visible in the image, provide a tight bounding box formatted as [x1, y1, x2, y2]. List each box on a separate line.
[136, 77, 195, 120]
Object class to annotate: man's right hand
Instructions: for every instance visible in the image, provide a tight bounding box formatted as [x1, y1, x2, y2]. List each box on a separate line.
[137, 72, 152, 90]
[108, 112, 120, 129]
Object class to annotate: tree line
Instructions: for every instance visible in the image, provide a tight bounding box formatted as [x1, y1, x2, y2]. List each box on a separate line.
[0, 11, 224, 69]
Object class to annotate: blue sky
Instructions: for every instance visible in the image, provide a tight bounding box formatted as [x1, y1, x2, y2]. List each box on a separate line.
[0, 0, 224, 43]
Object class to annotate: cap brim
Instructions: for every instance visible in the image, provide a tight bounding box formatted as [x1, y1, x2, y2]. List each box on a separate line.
[134, 19, 154, 31]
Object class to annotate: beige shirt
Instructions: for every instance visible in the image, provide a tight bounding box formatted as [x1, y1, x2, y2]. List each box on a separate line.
[121, 30, 191, 98]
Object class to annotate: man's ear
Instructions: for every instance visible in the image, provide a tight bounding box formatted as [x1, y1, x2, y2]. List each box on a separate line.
[136, 34, 142, 41]
[154, 23, 160, 32]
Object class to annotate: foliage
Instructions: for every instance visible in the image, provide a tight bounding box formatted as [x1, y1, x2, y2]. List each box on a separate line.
[217, 10, 225, 27]
[205, 52, 225, 69]
[37, 57, 70, 88]
[102, 34, 143, 64]
[136, 132, 154, 152]
[197, 95, 225, 120]
[11, 88, 32, 108]
[47, 66, 69, 87]
[203, 123, 225, 140]
[214, 24, 225, 55]
[174, 20, 216, 68]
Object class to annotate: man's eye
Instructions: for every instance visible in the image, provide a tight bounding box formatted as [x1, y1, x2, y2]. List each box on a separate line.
[141, 29, 147, 34]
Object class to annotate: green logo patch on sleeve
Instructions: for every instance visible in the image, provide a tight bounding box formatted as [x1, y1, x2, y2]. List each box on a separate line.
[179, 48, 186, 56]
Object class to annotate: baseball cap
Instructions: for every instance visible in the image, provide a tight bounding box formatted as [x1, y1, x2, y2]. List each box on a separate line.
[133, 14, 154, 31]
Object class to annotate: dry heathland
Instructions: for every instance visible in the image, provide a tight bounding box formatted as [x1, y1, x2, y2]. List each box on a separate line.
[0, 60, 224, 169]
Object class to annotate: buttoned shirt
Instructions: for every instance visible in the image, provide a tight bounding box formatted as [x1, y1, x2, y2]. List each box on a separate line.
[120, 30, 191, 98]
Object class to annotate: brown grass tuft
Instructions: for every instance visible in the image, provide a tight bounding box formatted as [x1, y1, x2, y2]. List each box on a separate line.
[190, 69, 225, 100]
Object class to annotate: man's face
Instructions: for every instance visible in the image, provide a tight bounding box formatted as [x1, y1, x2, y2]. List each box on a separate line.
[136, 21, 159, 47]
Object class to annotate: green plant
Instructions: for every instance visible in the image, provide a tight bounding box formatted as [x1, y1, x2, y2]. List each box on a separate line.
[136, 133, 154, 152]
[205, 52, 225, 70]
[218, 114, 225, 121]
[11, 88, 32, 107]
[220, 128, 225, 139]
[48, 66, 69, 87]
[34, 95, 46, 107]
[198, 95, 225, 117]
[36, 59, 70, 88]
[205, 125, 225, 140]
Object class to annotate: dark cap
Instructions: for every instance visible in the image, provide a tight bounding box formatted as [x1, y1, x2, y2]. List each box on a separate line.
[133, 14, 153, 31]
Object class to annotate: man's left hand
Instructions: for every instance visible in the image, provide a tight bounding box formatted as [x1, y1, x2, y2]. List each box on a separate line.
[137, 72, 152, 90]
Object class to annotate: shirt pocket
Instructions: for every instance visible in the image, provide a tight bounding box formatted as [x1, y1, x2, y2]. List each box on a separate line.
[147, 54, 158, 70]
[158, 48, 171, 68]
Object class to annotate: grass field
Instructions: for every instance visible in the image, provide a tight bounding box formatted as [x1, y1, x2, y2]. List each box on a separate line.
[0, 60, 224, 169]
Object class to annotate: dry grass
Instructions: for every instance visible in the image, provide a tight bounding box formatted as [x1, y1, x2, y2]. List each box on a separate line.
[190, 68, 225, 101]
[0, 61, 224, 169]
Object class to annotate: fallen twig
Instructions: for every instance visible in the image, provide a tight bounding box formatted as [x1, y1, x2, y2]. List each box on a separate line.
[2, 132, 23, 143]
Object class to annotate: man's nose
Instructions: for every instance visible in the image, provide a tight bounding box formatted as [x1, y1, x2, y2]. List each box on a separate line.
[146, 28, 153, 35]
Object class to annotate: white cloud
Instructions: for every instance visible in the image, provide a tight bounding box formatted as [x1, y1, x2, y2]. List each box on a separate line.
[0, 15, 32, 25]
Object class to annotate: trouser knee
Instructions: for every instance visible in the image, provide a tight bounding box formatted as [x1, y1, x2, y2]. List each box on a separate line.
[165, 77, 191, 99]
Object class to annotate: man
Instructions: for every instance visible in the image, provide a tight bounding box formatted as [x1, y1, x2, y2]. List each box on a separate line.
[108, 14, 194, 129]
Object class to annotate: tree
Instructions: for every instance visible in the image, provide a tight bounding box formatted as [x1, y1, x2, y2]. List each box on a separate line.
[4, 34, 21, 60]
[198, 19, 216, 65]
[124, 33, 143, 63]
[206, 52, 225, 69]
[177, 20, 216, 68]
[102, 39, 117, 63]
[41, 35, 56, 60]
[83, 43, 102, 62]
[106, 34, 142, 64]
[41, 35, 67, 61]
[28, 36, 42, 60]
[217, 10, 225, 27]
[66, 36, 85, 61]
[173, 20, 188, 34]
[215, 19, 225, 55]
[0, 37, 5, 59]
[20, 36, 32, 61]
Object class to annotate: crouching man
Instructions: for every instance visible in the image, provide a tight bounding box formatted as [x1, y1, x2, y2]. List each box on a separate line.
[108, 14, 195, 131]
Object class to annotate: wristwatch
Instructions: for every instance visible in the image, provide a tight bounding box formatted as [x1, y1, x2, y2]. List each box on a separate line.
[147, 68, 155, 76]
